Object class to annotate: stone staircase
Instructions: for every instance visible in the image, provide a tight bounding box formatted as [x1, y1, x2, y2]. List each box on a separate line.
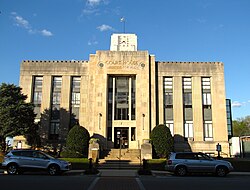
[98, 149, 142, 169]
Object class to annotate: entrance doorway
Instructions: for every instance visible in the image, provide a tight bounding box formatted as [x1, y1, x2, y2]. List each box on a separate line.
[114, 128, 129, 149]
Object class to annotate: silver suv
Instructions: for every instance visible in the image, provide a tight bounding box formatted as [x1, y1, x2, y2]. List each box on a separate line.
[165, 152, 233, 177]
[2, 149, 71, 175]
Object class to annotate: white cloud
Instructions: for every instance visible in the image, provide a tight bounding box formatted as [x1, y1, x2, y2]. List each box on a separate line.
[82, 0, 110, 16]
[232, 101, 243, 108]
[11, 12, 53, 37]
[196, 18, 207, 24]
[41, 29, 53, 37]
[13, 15, 31, 29]
[97, 24, 114, 31]
[87, 0, 102, 6]
[88, 40, 98, 46]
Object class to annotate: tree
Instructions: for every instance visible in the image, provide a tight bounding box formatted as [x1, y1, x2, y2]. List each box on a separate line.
[61, 124, 90, 158]
[0, 83, 36, 152]
[150, 124, 174, 158]
[233, 116, 250, 137]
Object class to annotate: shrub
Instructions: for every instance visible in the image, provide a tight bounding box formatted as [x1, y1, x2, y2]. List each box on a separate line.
[150, 124, 174, 158]
[64, 125, 90, 158]
[60, 149, 83, 158]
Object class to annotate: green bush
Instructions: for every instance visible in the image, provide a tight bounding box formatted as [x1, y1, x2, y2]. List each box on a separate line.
[64, 125, 90, 158]
[60, 150, 83, 158]
[150, 124, 174, 158]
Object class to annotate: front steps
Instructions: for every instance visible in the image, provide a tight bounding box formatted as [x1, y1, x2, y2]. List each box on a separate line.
[98, 149, 142, 169]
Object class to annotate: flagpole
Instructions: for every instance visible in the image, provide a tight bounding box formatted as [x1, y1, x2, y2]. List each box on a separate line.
[120, 17, 125, 33]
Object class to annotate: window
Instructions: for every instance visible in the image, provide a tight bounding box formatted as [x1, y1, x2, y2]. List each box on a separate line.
[204, 121, 213, 141]
[184, 122, 193, 138]
[32, 76, 43, 119]
[108, 76, 136, 121]
[183, 77, 192, 107]
[183, 78, 193, 137]
[164, 77, 173, 123]
[70, 77, 81, 127]
[50, 77, 62, 140]
[202, 78, 213, 140]
[131, 127, 136, 141]
[165, 122, 174, 136]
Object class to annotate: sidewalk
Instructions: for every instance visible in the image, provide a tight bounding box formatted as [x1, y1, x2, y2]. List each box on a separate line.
[1, 168, 250, 176]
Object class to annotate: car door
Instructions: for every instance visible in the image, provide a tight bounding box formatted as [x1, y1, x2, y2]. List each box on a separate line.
[195, 153, 215, 172]
[31, 151, 50, 169]
[18, 151, 35, 168]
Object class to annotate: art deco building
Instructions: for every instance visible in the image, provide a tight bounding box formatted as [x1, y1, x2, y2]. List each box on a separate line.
[19, 33, 230, 156]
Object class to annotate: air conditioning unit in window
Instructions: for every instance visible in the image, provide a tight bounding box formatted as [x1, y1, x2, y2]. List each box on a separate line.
[188, 137, 194, 141]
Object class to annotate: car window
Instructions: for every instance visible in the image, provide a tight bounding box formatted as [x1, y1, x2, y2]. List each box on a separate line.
[33, 152, 47, 159]
[12, 151, 22, 156]
[20, 151, 34, 157]
[196, 153, 211, 160]
[176, 153, 196, 160]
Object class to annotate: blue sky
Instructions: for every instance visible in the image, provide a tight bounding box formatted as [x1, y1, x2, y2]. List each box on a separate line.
[0, 0, 250, 119]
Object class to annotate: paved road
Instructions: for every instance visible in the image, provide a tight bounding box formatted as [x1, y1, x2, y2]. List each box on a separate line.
[1, 171, 250, 190]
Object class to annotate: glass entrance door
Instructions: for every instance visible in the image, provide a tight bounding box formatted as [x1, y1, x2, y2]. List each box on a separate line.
[114, 127, 129, 149]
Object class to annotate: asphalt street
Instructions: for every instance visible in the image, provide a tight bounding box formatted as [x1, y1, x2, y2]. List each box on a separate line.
[1, 170, 250, 190]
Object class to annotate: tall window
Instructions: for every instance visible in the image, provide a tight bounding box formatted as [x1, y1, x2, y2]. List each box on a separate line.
[226, 99, 233, 138]
[115, 77, 129, 120]
[70, 77, 81, 127]
[107, 76, 136, 140]
[202, 77, 213, 140]
[183, 77, 193, 138]
[164, 77, 174, 135]
[50, 77, 62, 140]
[32, 76, 43, 122]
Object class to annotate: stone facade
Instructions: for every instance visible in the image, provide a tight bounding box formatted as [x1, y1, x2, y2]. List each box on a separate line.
[19, 35, 230, 156]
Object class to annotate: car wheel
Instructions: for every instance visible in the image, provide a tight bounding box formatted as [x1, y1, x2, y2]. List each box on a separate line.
[48, 164, 60, 176]
[7, 163, 18, 175]
[216, 166, 228, 177]
[175, 166, 187, 176]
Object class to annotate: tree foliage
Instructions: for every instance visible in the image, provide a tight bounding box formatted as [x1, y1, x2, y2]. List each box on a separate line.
[233, 116, 250, 137]
[62, 124, 90, 158]
[0, 83, 36, 151]
[150, 124, 174, 158]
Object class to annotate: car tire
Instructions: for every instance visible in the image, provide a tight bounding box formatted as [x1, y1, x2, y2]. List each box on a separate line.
[216, 166, 228, 177]
[7, 163, 18, 175]
[175, 166, 187, 176]
[48, 164, 60, 176]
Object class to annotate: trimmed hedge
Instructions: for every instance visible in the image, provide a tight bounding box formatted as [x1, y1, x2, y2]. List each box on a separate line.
[150, 124, 174, 158]
[62, 125, 90, 158]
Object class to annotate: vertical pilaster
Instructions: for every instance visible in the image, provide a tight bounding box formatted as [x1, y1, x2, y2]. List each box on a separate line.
[173, 76, 184, 140]
[192, 76, 203, 141]
[60, 76, 71, 141]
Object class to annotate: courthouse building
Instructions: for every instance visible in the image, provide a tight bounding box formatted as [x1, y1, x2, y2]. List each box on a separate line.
[19, 33, 230, 155]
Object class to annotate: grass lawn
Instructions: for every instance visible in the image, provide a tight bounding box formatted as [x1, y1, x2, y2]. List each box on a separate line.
[146, 159, 167, 170]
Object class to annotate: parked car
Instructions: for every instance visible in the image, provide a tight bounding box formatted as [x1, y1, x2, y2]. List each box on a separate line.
[2, 149, 71, 175]
[165, 152, 234, 177]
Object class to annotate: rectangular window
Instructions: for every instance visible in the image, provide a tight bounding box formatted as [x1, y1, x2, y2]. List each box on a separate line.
[108, 76, 136, 121]
[164, 77, 173, 122]
[49, 76, 62, 140]
[202, 77, 212, 119]
[131, 127, 136, 141]
[131, 77, 136, 120]
[184, 122, 193, 138]
[70, 77, 81, 126]
[32, 76, 43, 120]
[183, 77, 192, 107]
[204, 121, 213, 141]
[165, 122, 174, 136]
[49, 122, 59, 140]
